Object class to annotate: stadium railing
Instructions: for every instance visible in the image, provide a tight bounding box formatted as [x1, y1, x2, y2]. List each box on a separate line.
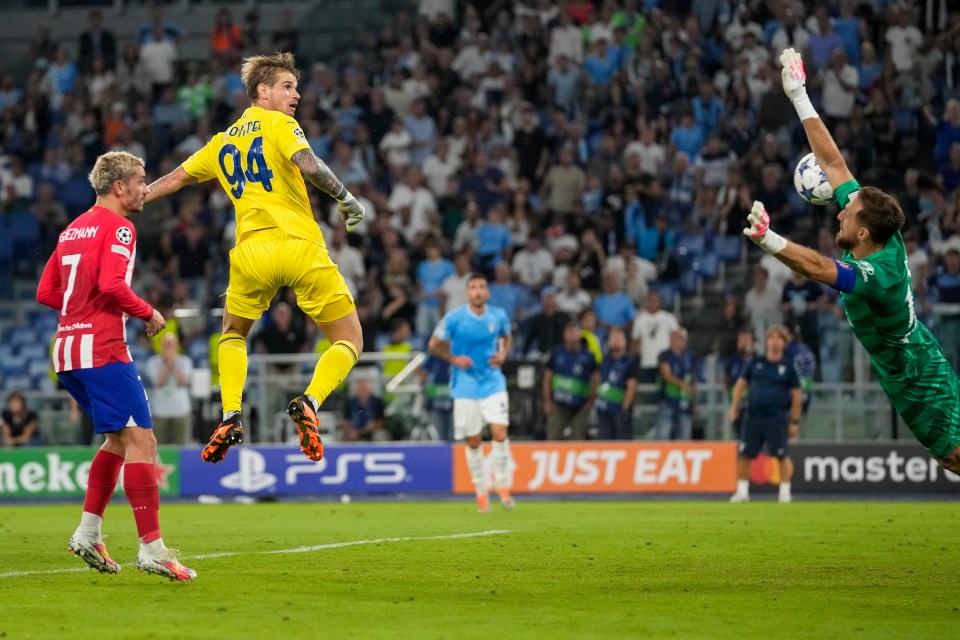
[13, 351, 911, 447]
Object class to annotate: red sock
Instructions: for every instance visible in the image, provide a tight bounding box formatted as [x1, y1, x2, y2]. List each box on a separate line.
[83, 451, 124, 517]
[123, 462, 161, 543]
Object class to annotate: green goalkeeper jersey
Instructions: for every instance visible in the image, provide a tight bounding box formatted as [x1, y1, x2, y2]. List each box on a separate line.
[839, 231, 960, 457]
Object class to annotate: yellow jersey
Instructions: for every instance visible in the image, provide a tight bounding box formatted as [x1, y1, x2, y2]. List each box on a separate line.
[182, 106, 325, 247]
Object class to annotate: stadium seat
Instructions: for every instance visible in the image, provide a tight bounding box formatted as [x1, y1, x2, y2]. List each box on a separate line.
[128, 342, 152, 363]
[713, 235, 743, 263]
[33, 375, 56, 392]
[691, 252, 720, 280]
[187, 338, 210, 365]
[28, 308, 58, 326]
[0, 230, 12, 264]
[18, 343, 48, 362]
[652, 281, 679, 311]
[8, 210, 40, 245]
[27, 358, 50, 378]
[373, 331, 392, 352]
[679, 269, 701, 296]
[408, 334, 426, 352]
[58, 175, 94, 219]
[675, 233, 706, 267]
[8, 326, 38, 347]
[1, 374, 33, 392]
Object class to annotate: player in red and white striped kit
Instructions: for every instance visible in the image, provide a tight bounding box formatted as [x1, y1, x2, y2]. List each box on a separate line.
[36, 151, 196, 581]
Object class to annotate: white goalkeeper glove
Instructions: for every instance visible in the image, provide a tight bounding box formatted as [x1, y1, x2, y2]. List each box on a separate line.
[743, 200, 787, 255]
[336, 190, 365, 232]
[779, 48, 818, 121]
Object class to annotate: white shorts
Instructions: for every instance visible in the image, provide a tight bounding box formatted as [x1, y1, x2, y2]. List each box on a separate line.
[453, 391, 509, 440]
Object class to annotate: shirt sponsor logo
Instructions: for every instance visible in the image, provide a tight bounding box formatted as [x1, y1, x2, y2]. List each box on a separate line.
[59, 226, 99, 242]
[116, 227, 133, 244]
[854, 260, 874, 282]
[57, 322, 94, 332]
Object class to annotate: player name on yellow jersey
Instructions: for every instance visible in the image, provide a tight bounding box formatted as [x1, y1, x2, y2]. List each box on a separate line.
[227, 120, 262, 137]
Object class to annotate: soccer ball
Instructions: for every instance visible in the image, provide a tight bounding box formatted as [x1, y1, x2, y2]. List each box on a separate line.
[793, 152, 834, 206]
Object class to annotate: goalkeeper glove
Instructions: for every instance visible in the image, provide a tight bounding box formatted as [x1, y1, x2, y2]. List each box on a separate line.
[335, 189, 365, 232]
[779, 48, 818, 121]
[743, 200, 787, 255]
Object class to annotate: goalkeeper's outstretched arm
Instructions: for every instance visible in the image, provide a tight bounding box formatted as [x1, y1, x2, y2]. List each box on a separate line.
[779, 48, 856, 191]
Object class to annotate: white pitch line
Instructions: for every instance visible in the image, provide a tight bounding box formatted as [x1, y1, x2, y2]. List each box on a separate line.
[0, 529, 512, 579]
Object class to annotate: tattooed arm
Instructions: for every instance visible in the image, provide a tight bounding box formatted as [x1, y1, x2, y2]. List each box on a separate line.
[290, 148, 365, 231]
[290, 148, 348, 199]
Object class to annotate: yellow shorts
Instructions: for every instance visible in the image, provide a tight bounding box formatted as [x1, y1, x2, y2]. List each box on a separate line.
[225, 229, 355, 323]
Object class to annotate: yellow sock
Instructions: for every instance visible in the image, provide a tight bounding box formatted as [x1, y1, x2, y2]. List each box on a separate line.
[306, 340, 359, 404]
[218, 333, 248, 414]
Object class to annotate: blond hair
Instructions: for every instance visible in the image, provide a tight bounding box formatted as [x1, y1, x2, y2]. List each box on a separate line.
[766, 325, 791, 343]
[88, 151, 145, 196]
[241, 51, 300, 101]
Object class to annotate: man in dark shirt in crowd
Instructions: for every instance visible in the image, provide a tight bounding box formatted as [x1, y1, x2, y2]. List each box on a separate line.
[523, 287, 570, 358]
[339, 375, 389, 442]
[513, 104, 549, 189]
[252, 302, 308, 360]
[78, 9, 117, 72]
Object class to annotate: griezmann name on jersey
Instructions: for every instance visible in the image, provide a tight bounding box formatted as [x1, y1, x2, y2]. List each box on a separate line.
[181, 106, 322, 246]
[36, 206, 153, 372]
[433, 305, 511, 400]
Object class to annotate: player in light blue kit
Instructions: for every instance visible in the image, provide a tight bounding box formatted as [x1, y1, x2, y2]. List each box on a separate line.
[428, 273, 515, 512]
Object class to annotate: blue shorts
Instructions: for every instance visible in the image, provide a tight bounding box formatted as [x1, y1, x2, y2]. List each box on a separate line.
[739, 416, 788, 459]
[58, 361, 153, 434]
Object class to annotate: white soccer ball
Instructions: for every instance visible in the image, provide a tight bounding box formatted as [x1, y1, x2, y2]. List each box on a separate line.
[793, 152, 834, 206]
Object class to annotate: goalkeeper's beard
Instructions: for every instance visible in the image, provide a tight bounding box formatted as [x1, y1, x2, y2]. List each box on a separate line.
[836, 228, 856, 251]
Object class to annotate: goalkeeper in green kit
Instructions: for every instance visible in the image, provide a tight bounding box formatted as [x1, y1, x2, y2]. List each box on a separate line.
[743, 48, 960, 474]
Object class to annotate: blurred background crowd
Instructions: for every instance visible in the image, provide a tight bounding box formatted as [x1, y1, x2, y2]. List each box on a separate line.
[1, 0, 960, 445]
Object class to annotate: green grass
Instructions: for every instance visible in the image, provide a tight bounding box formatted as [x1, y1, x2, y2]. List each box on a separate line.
[1, 499, 958, 639]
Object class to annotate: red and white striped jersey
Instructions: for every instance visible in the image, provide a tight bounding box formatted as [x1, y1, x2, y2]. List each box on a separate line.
[36, 205, 154, 372]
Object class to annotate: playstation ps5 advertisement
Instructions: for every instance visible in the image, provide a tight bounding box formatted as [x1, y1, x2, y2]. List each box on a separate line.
[178, 444, 452, 496]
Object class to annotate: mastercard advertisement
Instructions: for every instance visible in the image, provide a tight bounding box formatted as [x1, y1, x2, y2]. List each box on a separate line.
[452, 442, 738, 494]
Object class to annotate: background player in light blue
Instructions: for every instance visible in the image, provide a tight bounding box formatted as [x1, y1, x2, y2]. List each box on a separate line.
[428, 273, 514, 513]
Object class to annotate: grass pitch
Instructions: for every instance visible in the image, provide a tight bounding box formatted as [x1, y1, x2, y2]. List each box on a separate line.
[0, 499, 957, 639]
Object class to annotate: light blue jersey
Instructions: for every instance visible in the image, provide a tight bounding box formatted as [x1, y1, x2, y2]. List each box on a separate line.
[433, 304, 511, 399]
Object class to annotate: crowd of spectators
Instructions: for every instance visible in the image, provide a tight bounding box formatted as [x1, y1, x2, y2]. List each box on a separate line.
[2, 0, 960, 429]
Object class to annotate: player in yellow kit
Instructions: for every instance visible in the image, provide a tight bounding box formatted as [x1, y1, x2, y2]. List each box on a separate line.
[144, 52, 365, 463]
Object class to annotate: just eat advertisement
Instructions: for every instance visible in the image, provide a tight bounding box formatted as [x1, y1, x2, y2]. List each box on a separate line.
[452, 442, 738, 494]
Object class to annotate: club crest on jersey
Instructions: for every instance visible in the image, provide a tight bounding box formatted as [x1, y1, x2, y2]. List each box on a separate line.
[778, 365, 786, 375]
[116, 227, 133, 244]
[487, 322, 495, 332]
